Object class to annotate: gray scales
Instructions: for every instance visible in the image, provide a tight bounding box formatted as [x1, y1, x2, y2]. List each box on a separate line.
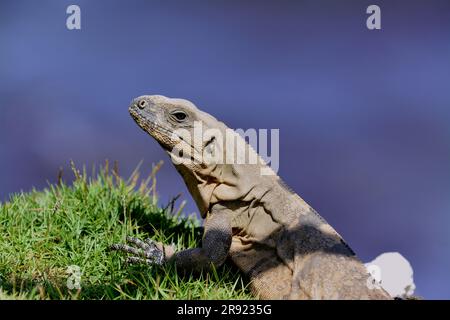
[111, 95, 391, 300]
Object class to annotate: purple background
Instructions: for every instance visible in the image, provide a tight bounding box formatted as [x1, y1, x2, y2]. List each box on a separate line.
[1, 0, 449, 298]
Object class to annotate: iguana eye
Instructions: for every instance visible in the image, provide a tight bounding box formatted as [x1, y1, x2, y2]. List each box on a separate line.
[170, 110, 188, 122]
[138, 100, 148, 109]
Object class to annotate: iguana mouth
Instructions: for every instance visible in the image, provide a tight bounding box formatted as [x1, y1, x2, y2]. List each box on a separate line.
[128, 105, 146, 125]
[128, 104, 182, 152]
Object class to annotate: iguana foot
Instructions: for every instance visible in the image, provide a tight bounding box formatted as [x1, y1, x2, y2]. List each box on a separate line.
[110, 236, 164, 266]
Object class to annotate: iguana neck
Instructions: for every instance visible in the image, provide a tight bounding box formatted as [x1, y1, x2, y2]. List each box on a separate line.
[172, 121, 271, 217]
[175, 161, 267, 218]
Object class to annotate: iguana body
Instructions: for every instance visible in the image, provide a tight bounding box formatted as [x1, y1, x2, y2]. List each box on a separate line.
[112, 95, 391, 300]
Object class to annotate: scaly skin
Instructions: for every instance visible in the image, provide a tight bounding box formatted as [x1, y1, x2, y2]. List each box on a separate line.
[111, 95, 391, 300]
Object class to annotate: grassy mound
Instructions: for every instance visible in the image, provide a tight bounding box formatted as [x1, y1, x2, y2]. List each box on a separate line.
[0, 161, 251, 300]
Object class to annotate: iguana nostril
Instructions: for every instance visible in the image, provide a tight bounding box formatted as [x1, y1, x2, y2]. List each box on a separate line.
[138, 100, 148, 109]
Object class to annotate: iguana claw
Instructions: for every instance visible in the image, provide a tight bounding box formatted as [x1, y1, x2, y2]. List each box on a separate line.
[110, 236, 164, 266]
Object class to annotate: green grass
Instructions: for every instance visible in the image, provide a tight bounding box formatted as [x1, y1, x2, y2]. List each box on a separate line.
[0, 161, 252, 300]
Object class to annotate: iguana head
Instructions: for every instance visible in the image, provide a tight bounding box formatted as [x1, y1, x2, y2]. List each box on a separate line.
[129, 95, 226, 168]
[129, 95, 267, 216]
[129, 95, 234, 215]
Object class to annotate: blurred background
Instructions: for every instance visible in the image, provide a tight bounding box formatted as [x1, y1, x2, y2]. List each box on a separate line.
[1, 0, 449, 298]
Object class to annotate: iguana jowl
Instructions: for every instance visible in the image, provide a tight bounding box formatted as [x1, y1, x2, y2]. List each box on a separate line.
[112, 95, 391, 300]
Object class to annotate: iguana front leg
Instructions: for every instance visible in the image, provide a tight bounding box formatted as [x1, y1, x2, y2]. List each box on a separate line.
[111, 204, 232, 273]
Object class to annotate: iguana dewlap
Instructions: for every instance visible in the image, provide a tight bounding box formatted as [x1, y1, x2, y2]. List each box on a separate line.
[112, 95, 391, 300]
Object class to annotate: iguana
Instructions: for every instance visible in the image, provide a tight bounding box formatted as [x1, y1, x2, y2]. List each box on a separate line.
[111, 95, 391, 300]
